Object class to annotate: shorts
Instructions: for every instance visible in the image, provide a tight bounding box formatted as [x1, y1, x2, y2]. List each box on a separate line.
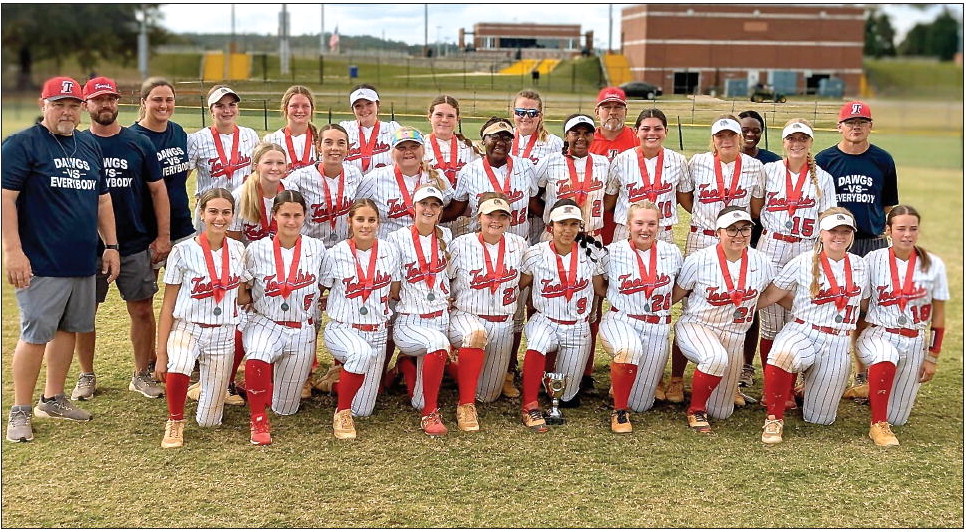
[96, 249, 158, 303]
[153, 234, 195, 270]
[16, 276, 96, 344]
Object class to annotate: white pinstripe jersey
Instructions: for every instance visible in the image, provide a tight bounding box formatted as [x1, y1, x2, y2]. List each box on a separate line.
[422, 134, 480, 187]
[606, 147, 689, 227]
[511, 131, 563, 176]
[187, 126, 260, 196]
[228, 181, 287, 246]
[163, 237, 251, 325]
[454, 155, 538, 239]
[682, 152, 765, 230]
[863, 248, 948, 330]
[338, 120, 401, 175]
[760, 160, 837, 237]
[320, 239, 401, 324]
[244, 235, 325, 322]
[602, 239, 683, 317]
[355, 165, 454, 239]
[676, 245, 774, 333]
[523, 241, 603, 321]
[387, 225, 453, 315]
[448, 232, 529, 317]
[773, 250, 870, 330]
[262, 129, 317, 174]
[538, 153, 610, 232]
[286, 162, 363, 246]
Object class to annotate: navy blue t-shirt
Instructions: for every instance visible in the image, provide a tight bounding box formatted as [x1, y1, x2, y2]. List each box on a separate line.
[79, 127, 162, 256]
[2, 124, 108, 277]
[753, 148, 782, 164]
[816, 144, 899, 238]
[130, 121, 194, 241]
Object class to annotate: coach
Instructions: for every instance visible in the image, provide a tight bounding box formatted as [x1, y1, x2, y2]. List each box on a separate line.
[3, 76, 120, 443]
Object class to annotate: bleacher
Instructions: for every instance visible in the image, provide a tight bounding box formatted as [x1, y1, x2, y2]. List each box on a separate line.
[499, 58, 561, 75]
[602, 53, 632, 86]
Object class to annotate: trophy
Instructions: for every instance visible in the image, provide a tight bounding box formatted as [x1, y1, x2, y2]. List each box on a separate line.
[543, 372, 568, 425]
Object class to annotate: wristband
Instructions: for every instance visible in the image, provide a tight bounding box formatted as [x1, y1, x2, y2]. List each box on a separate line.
[929, 327, 944, 354]
[925, 354, 939, 364]
[105, 244, 119, 251]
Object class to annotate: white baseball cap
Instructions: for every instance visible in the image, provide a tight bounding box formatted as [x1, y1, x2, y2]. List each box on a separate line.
[479, 197, 511, 215]
[349, 88, 379, 105]
[564, 115, 596, 134]
[715, 209, 754, 230]
[819, 212, 856, 231]
[481, 121, 515, 138]
[207, 86, 240, 107]
[413, 186, 444, 204]
[549, 204, 583, 223]
[782, 122, 814, 139]
[711, 118, 742, 136]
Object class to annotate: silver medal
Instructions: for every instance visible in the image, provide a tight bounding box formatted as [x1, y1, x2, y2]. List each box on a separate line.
[733, 309, 743, 319]
[897, 315, 907, 325]
[427, 292, 435, 302]
[281, 302, 290, 312]
[643, 303, 651, 313]
[213, 306, 222, 316]
[328, 233, 338, 243]
[359, 307, 368, 315]
[784, 220, 794, 230]
[834, 314, 844, 323]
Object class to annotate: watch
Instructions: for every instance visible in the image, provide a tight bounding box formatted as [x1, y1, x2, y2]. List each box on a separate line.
[105, 244, 119, 251]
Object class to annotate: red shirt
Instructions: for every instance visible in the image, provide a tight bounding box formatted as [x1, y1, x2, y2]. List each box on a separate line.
[589, 127, 638, 161]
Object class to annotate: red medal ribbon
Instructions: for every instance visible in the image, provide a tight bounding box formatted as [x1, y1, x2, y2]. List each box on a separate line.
[715, 244, 748, 307]
[632, 241, 659, 303]
[410, 225, 440, 290]
[199, 233, 230, 303]
[393, 166, 417, 218]
[318, 164, 345, 230]
[272, 235, 303, 299]
[713, 153, 743, 206]
[512, 132, 539, 160]
[636, 147, 665, 203]
[348, 239, 379, 303]
[564, 155, 594, 206]
[257, 183, 284, 237]
[482, 157, 514, 195]
[209, 125, 241, 180]
[284, 127, 313, 169]
[477, 233, 505, 294]
[783, 159, 809, 217]
[550, 241, 579, 302]
[819, 251, 855, 311]
[358, 121, 380, 172]
[888, 248, 918, 312]
[429, 134, 459, 185]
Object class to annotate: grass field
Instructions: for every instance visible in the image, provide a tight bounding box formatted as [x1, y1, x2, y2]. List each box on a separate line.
[1, 93, 963, 527]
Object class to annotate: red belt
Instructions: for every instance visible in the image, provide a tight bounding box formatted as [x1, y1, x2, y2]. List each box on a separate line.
[885, 327, 920, 338]
[764, 230, 803, 243]
[690, 226, 717, 237]
[420, 310, 444, 319]
[193, 322, 222, 329]
[547, 316, 579, 326]
[274, 318, 314, 329]
[794, 318, 850, 337]
[610, 307, 670, 324]
[351, 323, 383, 332]
[479, 314, 510, 323]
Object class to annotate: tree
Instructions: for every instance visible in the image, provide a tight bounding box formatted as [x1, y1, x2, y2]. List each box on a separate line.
[864, 9, 897, 58]
[1, 4, 169, 90]
[898, 7, 961, 61]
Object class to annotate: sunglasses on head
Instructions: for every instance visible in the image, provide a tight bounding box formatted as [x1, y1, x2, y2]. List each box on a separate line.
[513, 108, 540, 118]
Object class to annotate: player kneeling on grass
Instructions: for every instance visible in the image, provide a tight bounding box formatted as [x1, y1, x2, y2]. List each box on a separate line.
[321, 199, 401, 440]
[599, 200, 683, 433]
[671, 207, 775, 435]
[155, 189, 251, 449]
[756, 208, 870, 444]
[518, 200, 606, 432]
[241, 190, 326, 445]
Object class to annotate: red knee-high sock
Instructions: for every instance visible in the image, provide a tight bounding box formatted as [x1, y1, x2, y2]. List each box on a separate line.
[868, 361, 897, 424]
[763, 364, 795, 419]
[420, 350, 448, 415]
[610, 363, 638, 411]
[457, 347, 485, 405]
[584, 321, 600, 376]
[521, 349, 547, 410]
[230, 329, 245, 383]
[759, 338, 774, 371]
[397, 356, 417, 398]
[337, 369, 365, 411]
[245, 360, 272, 419]
[688, 369, 722, 414]
[670, 344, 688, 378]
[165, 373, 190, 420]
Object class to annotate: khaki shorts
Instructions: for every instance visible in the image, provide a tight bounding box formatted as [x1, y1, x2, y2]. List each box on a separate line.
[96, 249, 158, 303]
[15, 276, 96, 344]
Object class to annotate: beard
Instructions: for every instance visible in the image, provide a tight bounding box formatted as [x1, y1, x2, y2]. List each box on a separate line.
[52, 120, 77, 135]
[92, 109, 119, 127]
[602, 118, 623, 132]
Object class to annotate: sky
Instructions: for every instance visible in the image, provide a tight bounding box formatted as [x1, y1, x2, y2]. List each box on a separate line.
[157, 3, 963, 50]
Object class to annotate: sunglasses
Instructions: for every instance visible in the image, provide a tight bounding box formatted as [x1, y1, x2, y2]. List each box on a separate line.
[513, 108, 540, 118]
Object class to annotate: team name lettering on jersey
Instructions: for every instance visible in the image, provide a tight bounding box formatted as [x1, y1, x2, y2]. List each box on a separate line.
[872, 284, 928, 308]
[540, 277, 590, 298]
[704, 286, 759, 306]
[346, 142, 391, 162]
[556, 178, 605, 198]
[309, 199, 352, 224]
[262, 271, 318, 297]
[403, 258, 447, 284]
[697, 182, 748, 204]
[342, 271, 392, 299]
[617, 272, 672, 296]
[811, 284, 864, 306]
[764, 191, 817, 212]
[189, 274, 243, 299]
[468, 267, 518, 290]
[208, 154, 252, 179]
[386, 198, 414, 220]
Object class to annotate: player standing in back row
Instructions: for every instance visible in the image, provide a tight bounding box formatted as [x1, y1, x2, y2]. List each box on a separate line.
[340, 84, 400, 175]
[263, 85, 318, 174]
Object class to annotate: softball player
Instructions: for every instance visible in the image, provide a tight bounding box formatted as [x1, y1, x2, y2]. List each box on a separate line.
[738, 110, 782, 164]
[356, 127, 453, 239]
[856, 205, 948, 446]
[286, 124, 362, 248]
[757, 208, 870, 444]
[263, 85, 318, 174]
[339, 84, 400, 175]
[424, 95, 480, 238]
[387, 185, 459, 435]
[155, 188, 251, 449]
[510, 90, 564, 244]
[228, 142, 288, 245]
[187, 86, 260, 202]
[672, 207, 774, 434]
[242, 190, 325, 445]
[519, 200, 606, 432]
[600, 200, 683, 432]
[321, 199, 401, 439]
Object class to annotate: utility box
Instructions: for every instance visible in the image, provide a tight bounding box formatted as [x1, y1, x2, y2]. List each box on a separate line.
[725, 78, 748, 98]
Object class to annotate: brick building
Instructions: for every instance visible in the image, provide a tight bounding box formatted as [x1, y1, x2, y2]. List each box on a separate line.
[621, 4, 865, 95]
[460, 23, 593, 56]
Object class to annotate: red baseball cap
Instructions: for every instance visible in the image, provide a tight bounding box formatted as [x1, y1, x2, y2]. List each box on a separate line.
[596, 87, 627, 107]
[41, 76, 83, 101]
[838, 101, 872, 122]
[83, 77, 121, 100]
